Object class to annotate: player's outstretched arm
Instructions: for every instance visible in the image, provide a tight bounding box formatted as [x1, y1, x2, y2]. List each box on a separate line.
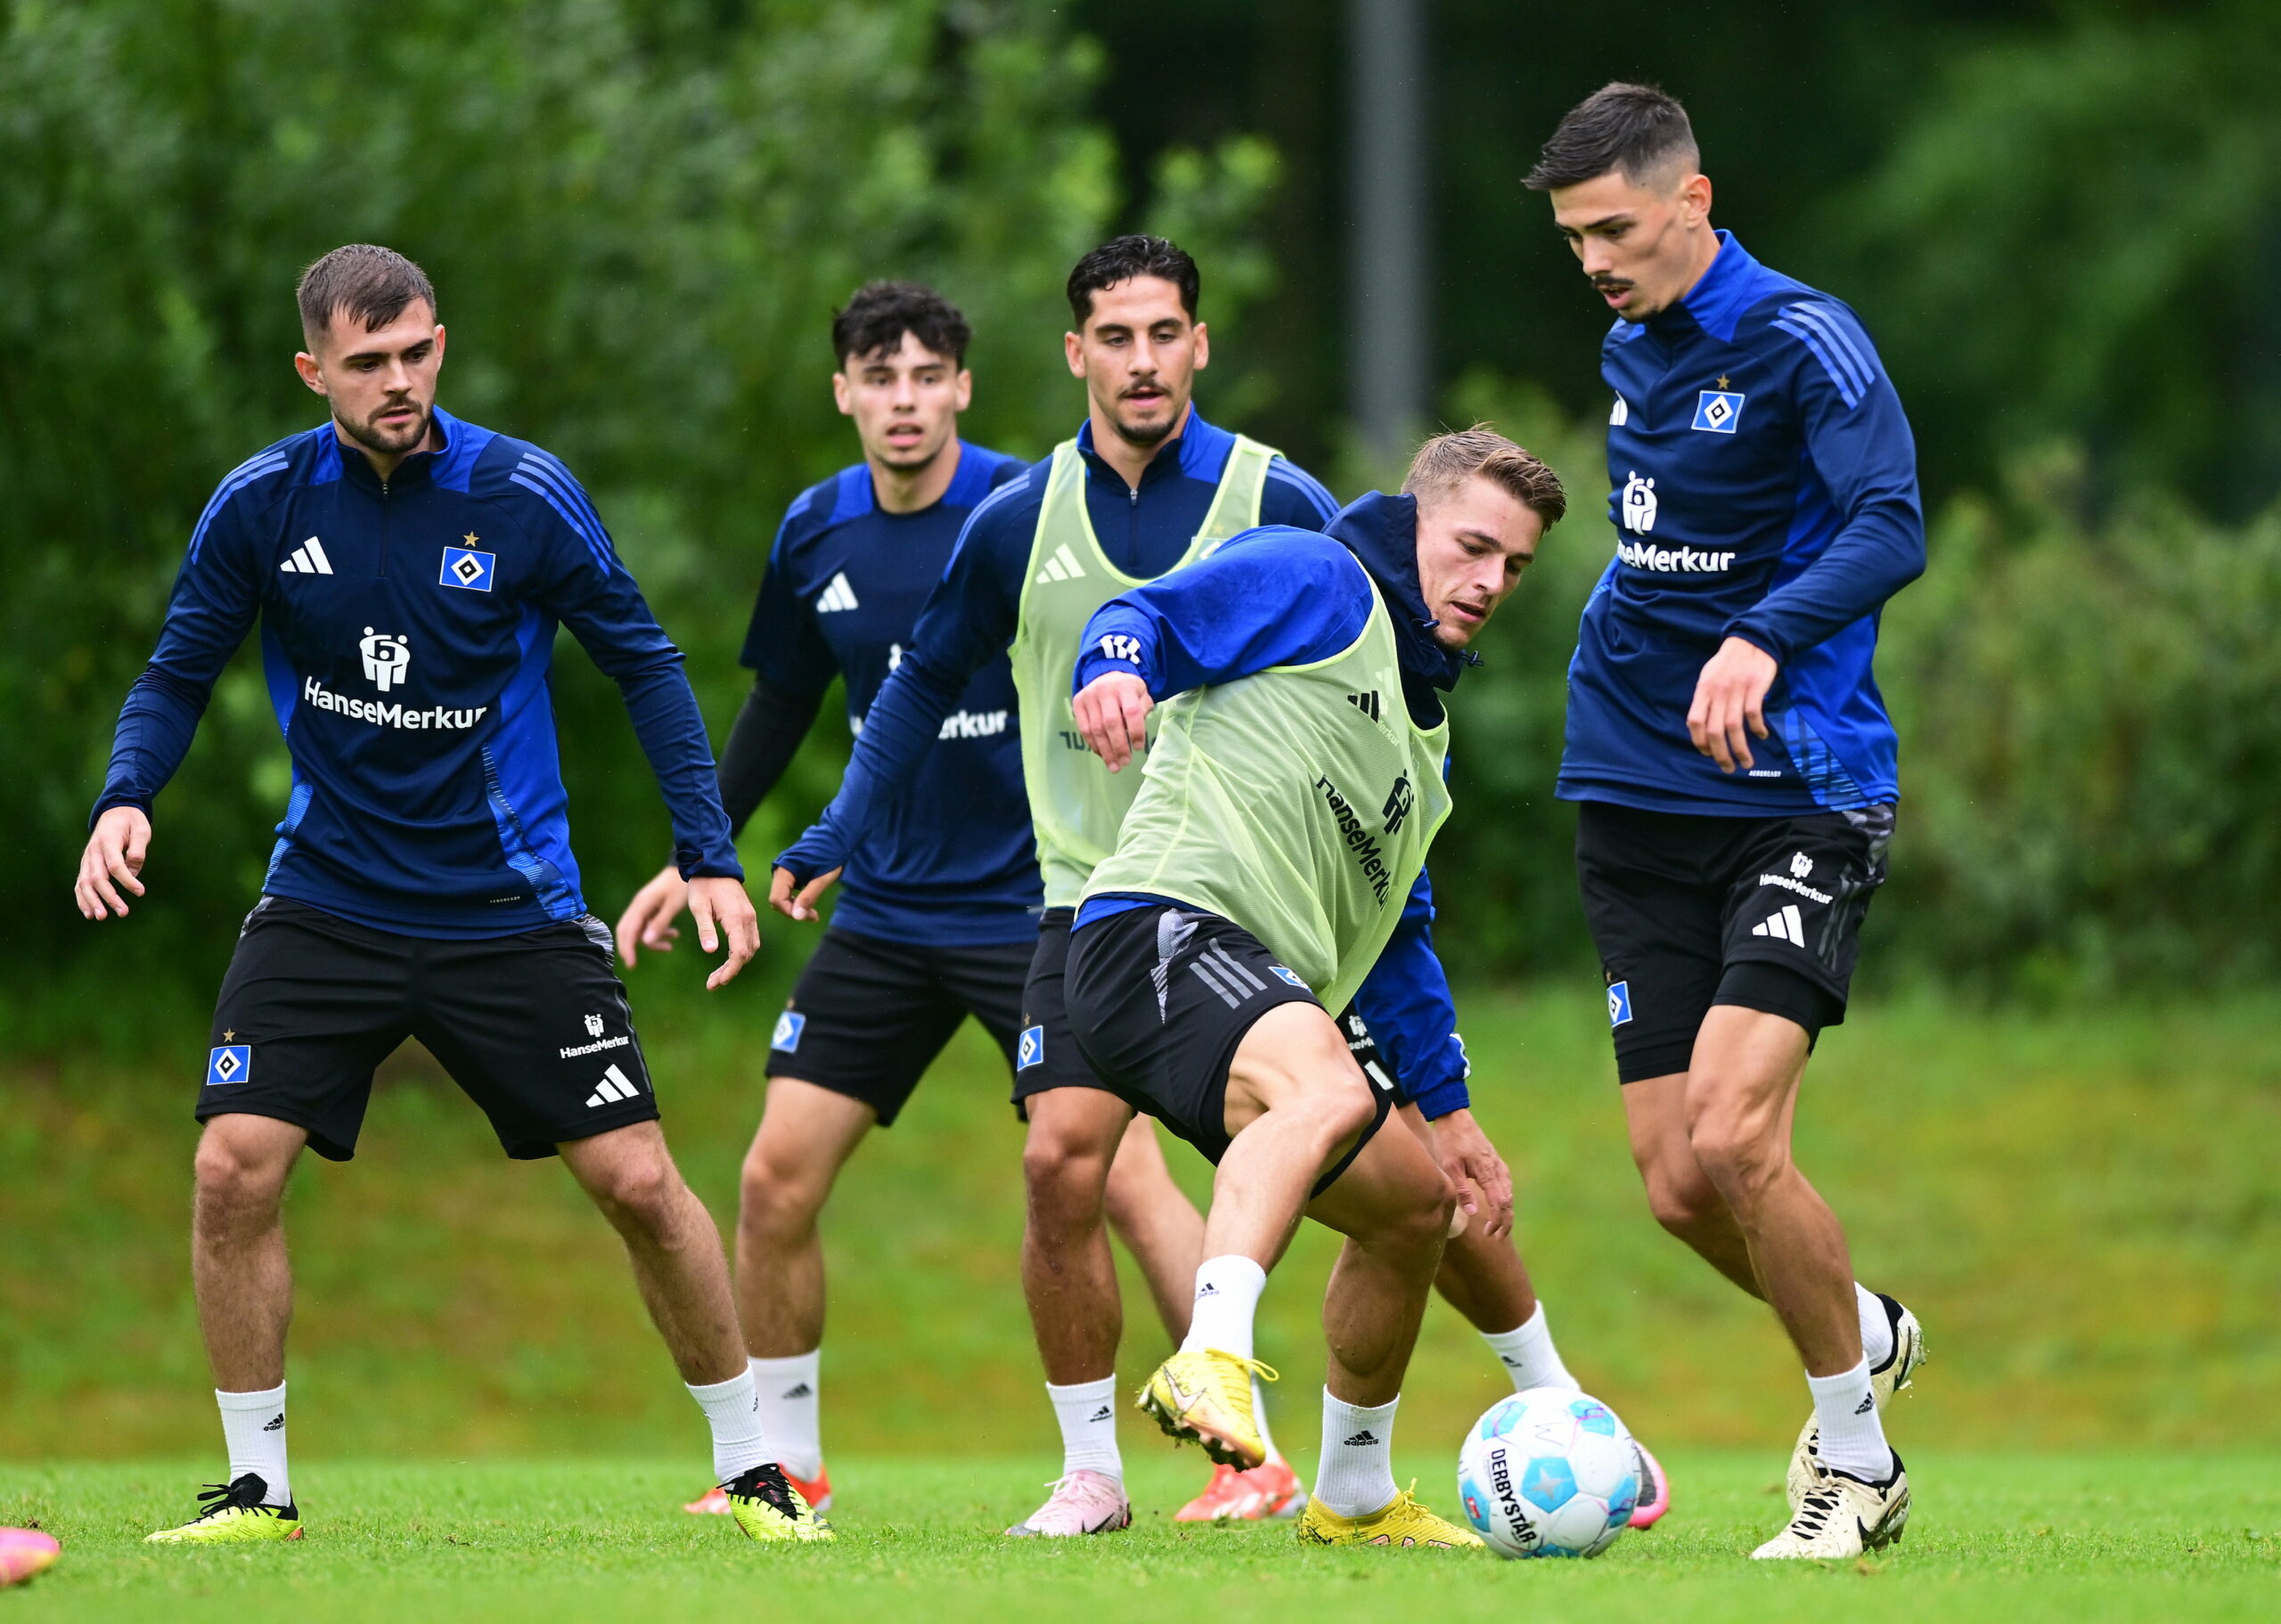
[685, 875, 760, 989]
[76, 806, 152, 921]
[615, 863, 690, 966]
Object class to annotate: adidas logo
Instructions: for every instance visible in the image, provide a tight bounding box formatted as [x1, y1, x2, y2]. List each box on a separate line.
[1853, 1394, 1875, 1416]
[585, 1063, 642, 1107]
[1034, 543, 1085, 584]
[1196, 1282, 1221, 1297]
[1342, 1429, 1379, 1447]
[280, 535, 334, 575]
[1089, 1405, 1115, 1423]
[262, 1414, 284, 1432]
[1752, 902, 1807, 946]
[1345, 690, 1381, 722]
[815, 572, 859, 613]
[781, 1383, 813, 1400]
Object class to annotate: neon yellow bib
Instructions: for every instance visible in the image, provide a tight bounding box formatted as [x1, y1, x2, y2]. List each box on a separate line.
[1010, 432, 1279, 908]
[1081, 559, 1452, 1013]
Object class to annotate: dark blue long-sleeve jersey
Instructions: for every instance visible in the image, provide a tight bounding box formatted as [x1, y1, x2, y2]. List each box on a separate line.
[741, 443, 1034, 944]
[1563, 232, 1925, 814]
[1069, 502, 1476, 1117]
[95, 408, 738, 936]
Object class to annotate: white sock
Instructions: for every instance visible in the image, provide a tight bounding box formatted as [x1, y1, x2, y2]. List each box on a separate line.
[1480, 1303, 1581, 1392]
[1806, 1358, 1893, 1482]
[748, 1351, 823, 1481]
[216, 1383, 290, 1506]
[1315, 1389, 1400, 1518]
[1857, 1285, 1896, 1370]
[1047, 1376, 1123, 1479]
[687, 1368, 773, 1485]
[1179, 1254, 1266, 1360]
[1251, 1375, 1288, 1466]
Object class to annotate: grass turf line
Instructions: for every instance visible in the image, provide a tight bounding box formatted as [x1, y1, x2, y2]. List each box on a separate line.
[3, 1453, 2276, 1623]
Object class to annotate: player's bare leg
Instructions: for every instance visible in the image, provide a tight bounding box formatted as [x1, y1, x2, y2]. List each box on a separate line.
[560, 1122, 746, 1383]
[674, 1079, 871, 1514]
[192, 1114, 306, 1394]
[1102, 1114, 1202, 1339]
[1005, 1086, 1139, 1537]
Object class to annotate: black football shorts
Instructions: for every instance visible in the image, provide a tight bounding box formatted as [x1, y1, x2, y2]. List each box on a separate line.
[1010, 908, 1122, 1110]
[1064, 904, 1391, 1191]
[1575, 800, 1894, 1083]
[200, 895, 658, 1161]
[764, 926, 1029, 1126]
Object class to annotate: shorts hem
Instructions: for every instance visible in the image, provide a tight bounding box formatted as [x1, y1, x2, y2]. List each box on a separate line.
[195, 1099, 357, 1163]
[1613, 1041, 1696, 1086]
[760, 1064, 902, 1127]
[503, 1098, 661, 1159]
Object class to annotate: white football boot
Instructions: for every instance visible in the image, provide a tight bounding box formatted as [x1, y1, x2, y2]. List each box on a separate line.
[1753, 1454, 1909, 1560]
[1786, 1293, 1925, 1508]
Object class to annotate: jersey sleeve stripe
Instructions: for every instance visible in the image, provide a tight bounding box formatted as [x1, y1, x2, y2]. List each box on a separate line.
[1774, 304, 1875, 408]
[186, 453, 290, 564]
[944, 471, 1034, 566]
[510, 461, 616, 571]
[1789, 303, 1879, 393]
[516, 447, 616, 547]
[1265, 458, 1340, 524]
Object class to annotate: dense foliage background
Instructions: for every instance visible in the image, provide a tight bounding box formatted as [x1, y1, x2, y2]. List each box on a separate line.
[4, 0, 2277, 1033]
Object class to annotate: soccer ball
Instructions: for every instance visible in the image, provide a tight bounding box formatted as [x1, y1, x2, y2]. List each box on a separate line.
[1456, 1388, 1639, 1558]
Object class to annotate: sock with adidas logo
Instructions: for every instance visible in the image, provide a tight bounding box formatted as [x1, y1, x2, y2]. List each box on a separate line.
[1805, 1357, 1893, 1481]
[1046, 1375, 1123, 1480]
[1179, 1254, 1266, 1360]
[217, 1383, 290, 1506]
[688, 1367, 773, 1485]
[1316, 1389, 1400, 1518]
[748, 1351, 823, 1482]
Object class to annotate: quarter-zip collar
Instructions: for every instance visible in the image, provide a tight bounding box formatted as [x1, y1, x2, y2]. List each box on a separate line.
[1328, 492, 1470, 725]
[333, 404, 466, 494]
[1645, 229, 1763, 346]
[1074, 404, 1234, 492]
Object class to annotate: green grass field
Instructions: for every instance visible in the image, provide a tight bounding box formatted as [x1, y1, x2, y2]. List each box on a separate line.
[4, 980, 2279, 1614]
[4, 1454, 2277, 1622]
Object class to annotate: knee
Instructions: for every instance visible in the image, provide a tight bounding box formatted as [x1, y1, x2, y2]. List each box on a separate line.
[590, 1153, 685, 1236]
[1023, 1130, 1111, 1228]
[739, 1145, 827, 1239]
[1639, 1158, 1727, 1238]
[192, 1133, 286, 1224]
[1685, 1109, 1787, 1208]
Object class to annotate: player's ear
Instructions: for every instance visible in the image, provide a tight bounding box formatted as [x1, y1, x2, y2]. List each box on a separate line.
[953, 369, 973, 412]
[293, 349, 327, 396]
[831, 371, 854, 416]
[1064, 330, 1085, 379]
[1191, 322, 1209, 371]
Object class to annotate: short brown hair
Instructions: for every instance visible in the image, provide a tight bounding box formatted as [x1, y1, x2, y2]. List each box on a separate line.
[1402, 426, 1566, 526]
[296, 244, 437, 347]
[1524, 83, 1698, 192]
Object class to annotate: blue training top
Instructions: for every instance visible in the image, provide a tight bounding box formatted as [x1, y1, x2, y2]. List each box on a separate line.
[94, 407, 738, 937]
[741, 442, 1035, 946]
[1068, 503, 1476, 1118]
[1563, 231, 1926, 815]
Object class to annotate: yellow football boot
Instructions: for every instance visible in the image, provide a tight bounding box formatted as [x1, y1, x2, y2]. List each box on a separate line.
[723, 1462, 834, 1543]
[1136, 1351, 1278, 1468]
[1296, 1484, 1484, 1549]
[144, 1475, 303, 1545]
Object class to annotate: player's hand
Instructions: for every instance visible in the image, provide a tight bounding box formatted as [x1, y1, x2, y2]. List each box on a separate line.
[685, 876, 760, 990]
[615, 863, 690, 967]
[1072, 671, 1154, 772]
[76, 806, 151, 921]
[1687, 636, 1779, 773]
[1428, 1107, 1515, 1240]
[768, 864, 841, 923]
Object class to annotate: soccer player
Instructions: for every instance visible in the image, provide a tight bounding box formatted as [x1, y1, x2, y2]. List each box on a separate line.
[614, 281, 1151, 1517]
[1524, 86, 1929, 1559]
[773, 237, 1343, 1534]
[74, 246, 827, 1546]
[1063, 428, 1564, 1547]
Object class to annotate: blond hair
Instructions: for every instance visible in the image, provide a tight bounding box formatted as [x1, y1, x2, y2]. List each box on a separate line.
[1401, 426, 1566, 526]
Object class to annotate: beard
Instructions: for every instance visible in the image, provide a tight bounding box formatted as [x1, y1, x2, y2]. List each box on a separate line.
[1107, 397, 1177, 449]
[337, 397, 431, 459]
